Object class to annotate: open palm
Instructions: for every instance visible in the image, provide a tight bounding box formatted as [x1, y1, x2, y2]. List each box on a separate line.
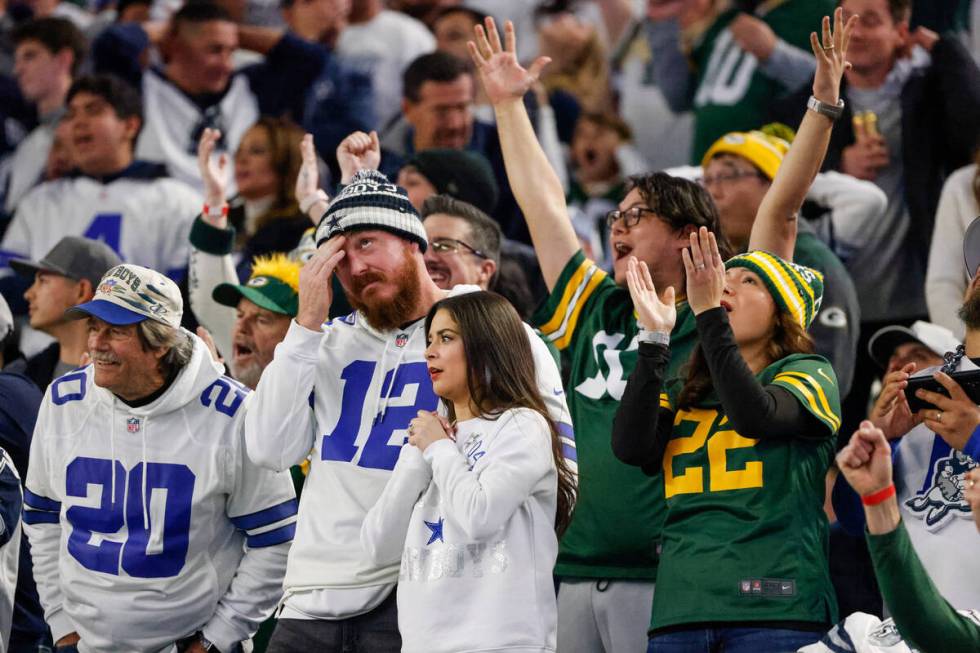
[626, 257, 676, 333]
[468, 18, 550, 107]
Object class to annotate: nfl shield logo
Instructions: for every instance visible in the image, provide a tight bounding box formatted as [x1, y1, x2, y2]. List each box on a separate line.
[395, 333, 409, 348]
[127, 417, 140, 433]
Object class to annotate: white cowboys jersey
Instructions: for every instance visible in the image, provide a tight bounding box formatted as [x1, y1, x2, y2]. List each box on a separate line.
[0, 169, 200, 279]
[24, 334, 296, 653]
[245, 285, 575, 612]
[137, 69, 259, 195]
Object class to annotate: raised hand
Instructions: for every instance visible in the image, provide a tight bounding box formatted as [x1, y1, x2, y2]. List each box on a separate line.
[295, 134, 329, 224]
[625, 256, 676, 334]
[196, 127, 228, 225]
[868, 362, 921, 439]
[811, 7, 857, 105]
[836, 421, 894, 497]
[336, 130, 380, 184]
[296, 236, 345, 331]
[681, 227, 725, 315]
[468, 17, 550, 107]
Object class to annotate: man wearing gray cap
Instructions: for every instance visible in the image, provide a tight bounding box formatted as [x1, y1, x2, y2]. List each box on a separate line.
[7, 236, 121, 392]
[23, 263, 296, 653]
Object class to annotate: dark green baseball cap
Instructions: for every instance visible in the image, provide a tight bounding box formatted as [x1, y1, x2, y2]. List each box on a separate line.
[212, 274, 299, 316]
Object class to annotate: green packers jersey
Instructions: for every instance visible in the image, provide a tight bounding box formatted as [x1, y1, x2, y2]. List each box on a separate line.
[689, 0, 834, 161]
[533, 251, 697, 579]
[652, 354, 840, 629]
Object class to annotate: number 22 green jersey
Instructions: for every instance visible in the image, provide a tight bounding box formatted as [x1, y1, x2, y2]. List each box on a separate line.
[653, 354, 840, 630]
[534, 251, 697, 580]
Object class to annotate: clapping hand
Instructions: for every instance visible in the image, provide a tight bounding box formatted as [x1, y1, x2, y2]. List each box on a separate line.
[681, 227, 725, 315]
[468, 17, 550, 107]
[625, 257, 675, 335]
[196, 128, 228, 226]
[295, 134, 329, 224]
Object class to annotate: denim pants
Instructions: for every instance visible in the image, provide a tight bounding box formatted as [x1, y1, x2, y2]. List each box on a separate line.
[266, 591, 400, 653]
[648, 626, 823, 653]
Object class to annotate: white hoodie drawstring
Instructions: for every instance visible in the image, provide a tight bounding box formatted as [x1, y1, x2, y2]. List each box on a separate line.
[378, 323, 422, 421]
[369, 339, 392, 425]
[141, 417, 149, 530]
[110, 397, 117, 504]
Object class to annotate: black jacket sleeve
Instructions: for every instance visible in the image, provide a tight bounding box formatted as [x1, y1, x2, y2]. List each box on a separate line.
[610, 341, 674, 475]
[696, 307, 825, 439]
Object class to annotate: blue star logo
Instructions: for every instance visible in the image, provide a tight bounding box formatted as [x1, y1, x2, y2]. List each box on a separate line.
[424, 517, 444, 545]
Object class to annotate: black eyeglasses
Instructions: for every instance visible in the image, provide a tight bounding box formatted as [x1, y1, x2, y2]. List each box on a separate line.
[429, 238, 488, 259]
[604, 206, 659, 230]
[700, 170, 766, 188]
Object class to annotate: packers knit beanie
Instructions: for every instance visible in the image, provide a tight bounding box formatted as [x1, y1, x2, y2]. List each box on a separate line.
[316, 170, 428, 251]
[404, 149, 500, 214]
[725, 251, 824, 330]
[702, 129, 790, 181]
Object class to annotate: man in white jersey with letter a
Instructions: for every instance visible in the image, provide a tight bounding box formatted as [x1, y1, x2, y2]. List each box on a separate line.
[23, 263, 297, 653]
[245, 169, 573, 651]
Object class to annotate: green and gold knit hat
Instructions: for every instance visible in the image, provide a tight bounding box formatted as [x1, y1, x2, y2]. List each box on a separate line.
[213, 253, 301, 317]
[725, 251, 823, 330]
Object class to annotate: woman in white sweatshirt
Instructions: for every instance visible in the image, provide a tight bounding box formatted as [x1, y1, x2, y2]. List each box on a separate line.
[361, 290, 576, 653]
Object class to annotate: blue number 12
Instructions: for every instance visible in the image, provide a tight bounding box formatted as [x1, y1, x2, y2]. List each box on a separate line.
[321, 361, 438, 470]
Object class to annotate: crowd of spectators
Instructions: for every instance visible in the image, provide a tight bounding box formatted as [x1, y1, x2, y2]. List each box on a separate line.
[0, 0, 977, 651]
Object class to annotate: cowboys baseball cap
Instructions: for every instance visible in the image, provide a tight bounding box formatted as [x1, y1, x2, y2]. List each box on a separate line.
[868, 320, 960, 369]
[212, 253, 300, 317]
[65, 263, 183, 328]
[10, 236, 122, 287]
[964, 216, 980, 279]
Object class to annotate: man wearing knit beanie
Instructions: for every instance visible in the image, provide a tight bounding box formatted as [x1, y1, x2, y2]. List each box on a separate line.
[247, 160, 573, 652]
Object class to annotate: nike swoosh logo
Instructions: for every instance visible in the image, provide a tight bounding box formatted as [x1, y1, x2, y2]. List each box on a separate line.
[553, 387, 564, 396]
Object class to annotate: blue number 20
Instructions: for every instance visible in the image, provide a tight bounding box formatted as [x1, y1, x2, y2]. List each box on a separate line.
[321, 361, 438, 470]
[65, 457, 195, 578]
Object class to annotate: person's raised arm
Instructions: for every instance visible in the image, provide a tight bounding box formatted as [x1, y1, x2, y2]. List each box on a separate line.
[749, 9, 855, 260]
[469, 18, 580, 291]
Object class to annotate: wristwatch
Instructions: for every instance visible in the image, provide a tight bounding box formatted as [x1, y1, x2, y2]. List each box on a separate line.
[637, 328, 670, 346]
[807, 95, 845, 121]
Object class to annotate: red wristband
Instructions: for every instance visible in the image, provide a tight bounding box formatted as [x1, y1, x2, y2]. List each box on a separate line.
[203, 203, 229, 217]
[861, 484, 896, 506]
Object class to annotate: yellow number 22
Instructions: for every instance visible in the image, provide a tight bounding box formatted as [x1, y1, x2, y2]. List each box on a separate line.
[663, 408, 763, 498]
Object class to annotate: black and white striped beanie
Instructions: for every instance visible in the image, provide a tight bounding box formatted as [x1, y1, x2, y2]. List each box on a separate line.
[315, 170, 428, 252]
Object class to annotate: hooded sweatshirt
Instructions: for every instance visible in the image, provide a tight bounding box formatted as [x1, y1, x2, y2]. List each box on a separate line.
[23, 332, 296, 653]
[244, 285, 574, 618]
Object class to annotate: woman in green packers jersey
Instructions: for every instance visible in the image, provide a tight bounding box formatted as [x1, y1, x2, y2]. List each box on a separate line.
[611, 227, 840, 653]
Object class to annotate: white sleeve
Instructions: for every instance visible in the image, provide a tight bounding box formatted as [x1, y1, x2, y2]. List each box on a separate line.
[360, 444, 431, 566]
[535, 102, 569, 193]
[243, 320, 322, 471]
[806, 171, 888, 259]
[22, 400, 75, 643]
[157, 184, 201, 276]
[926, 167, 976, 338]
[525, 324, 576, 475]
[204, 424, 297, 652]
[188, 246, 238, 359]
[423, 410, 553, 541]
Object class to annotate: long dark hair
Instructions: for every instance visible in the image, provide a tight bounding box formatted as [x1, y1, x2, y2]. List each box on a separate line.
[677, 310, 813, 409]
[425, 291, 577, 536]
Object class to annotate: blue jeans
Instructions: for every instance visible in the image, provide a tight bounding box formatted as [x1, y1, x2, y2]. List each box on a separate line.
[648, 627, 822, 653]
[266, 591, 400, 652]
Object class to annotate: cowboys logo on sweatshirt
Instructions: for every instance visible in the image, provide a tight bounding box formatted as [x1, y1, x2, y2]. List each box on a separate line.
[24, 333, 296, 653]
